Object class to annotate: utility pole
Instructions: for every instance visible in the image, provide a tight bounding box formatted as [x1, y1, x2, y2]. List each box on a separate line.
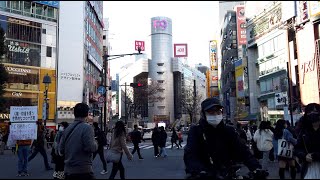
[286, 62, 294, 126]
[103, 47, 108, 132]
[124, 82, 127, 125]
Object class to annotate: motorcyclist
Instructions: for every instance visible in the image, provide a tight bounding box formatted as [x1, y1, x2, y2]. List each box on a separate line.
[184, 97, 266, 179]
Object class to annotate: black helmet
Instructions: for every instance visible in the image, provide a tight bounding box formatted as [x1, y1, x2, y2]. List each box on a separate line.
[201, 97, 223, 111]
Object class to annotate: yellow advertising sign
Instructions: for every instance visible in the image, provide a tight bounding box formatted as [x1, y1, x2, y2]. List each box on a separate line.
[209, 40, 218, 70]
[308, 1, 320, 17]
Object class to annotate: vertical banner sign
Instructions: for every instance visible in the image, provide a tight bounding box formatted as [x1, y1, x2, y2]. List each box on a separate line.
[209, 40, 218, 70]
[209, 40, 219, 98]
[236, 6, 246, 45]
[9, 106, 38, 140]
[174, 44, 188, 57]
[135, 41, 145, 51]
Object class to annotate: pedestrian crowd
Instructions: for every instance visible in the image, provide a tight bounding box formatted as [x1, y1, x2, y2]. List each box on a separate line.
[1, 99, 320, 179]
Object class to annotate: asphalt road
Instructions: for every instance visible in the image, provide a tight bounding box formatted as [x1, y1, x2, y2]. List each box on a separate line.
[0, 135, 299, 179]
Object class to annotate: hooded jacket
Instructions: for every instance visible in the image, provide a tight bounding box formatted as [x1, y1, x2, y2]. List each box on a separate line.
[183, 109, 261, 176]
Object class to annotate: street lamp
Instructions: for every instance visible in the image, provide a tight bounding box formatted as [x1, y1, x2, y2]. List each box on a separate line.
[42, 73, 51, 128]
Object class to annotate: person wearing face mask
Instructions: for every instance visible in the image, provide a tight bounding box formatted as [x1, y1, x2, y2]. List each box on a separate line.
[295, 103, 320, 179]
[51, 122, 69, 179]
[184, 97, 265, 179]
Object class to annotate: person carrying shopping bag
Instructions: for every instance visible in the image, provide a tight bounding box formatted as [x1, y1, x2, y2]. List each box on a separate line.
[107, 121, 133, 179]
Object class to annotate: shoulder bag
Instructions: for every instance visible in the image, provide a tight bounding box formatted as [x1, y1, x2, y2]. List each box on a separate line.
[105, 134, 122, 163]
[277, 130, 294, 158]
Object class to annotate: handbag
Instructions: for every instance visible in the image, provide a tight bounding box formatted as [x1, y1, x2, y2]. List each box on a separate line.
[277, 138, 294, 158]
[106, 149, 121, 163]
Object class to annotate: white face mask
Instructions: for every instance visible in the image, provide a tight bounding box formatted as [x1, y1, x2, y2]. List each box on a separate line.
[206, 114, 223, 127]
[58, 126, 64, 131]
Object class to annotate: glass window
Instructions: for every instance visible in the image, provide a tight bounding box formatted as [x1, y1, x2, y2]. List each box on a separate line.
[267, 98, 275, 109]
[260, 81, 266, 93]
[47, 6, 54, 18]
[46, 47, 52, 57]
[35, 4, 42, 15]
[11, 1, 20, 10]
[0, 1, 6, 9]
[258, 44, 264, 58]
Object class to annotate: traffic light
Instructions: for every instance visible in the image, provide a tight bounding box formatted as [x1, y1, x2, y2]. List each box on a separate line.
[130, 83, 144, 88]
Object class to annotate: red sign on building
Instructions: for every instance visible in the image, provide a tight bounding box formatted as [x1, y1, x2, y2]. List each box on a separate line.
[135, 41, 145, 51]
[236, 6, 246, 45]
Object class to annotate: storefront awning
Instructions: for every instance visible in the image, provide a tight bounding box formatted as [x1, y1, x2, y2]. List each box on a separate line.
[240, 113, 258, 121]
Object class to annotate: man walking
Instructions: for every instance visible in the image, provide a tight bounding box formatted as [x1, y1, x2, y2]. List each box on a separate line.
[130, 125, 144, 160]
[28, 123, 53, 171]
[92, 122, 108, 175]
[59, 103, 98, 180]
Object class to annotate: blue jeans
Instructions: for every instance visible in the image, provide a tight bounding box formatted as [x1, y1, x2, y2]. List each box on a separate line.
[17, 145, 30, 173]
[159, 147, 167, 157]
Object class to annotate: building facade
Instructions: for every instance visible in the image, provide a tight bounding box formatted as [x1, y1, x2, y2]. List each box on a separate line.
[0, 1, 59, 130]
[57, 1, 103, 125]
[149, 16, 174, 125]
[220, 10, 238, 122]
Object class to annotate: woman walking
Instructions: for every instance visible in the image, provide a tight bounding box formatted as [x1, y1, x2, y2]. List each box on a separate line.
[295, 103, 320, 179]
[109, 121, 133, 179]
[274, 119, 297, 179]
[158, 126, 168, 158]
[177, 129, 183, 148]
[51, 121, 69, 179]
[253, 121, 274, 170]
[171, 128, 179, 149]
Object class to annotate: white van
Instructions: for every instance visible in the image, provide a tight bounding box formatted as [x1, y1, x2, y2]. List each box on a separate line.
[142, 128, 152, 140]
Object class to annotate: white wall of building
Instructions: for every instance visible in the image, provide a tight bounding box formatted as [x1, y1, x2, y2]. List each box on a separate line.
[57, 2, 85, 105]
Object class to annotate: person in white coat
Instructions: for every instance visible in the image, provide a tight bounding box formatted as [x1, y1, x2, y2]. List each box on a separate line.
[253, 121, 274, 170]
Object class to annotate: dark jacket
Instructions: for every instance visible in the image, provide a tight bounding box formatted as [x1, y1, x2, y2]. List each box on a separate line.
[152, 129, 160, 145]
[94, 126, 104, 147]
[295, 128, 320, 177]
[130, 129, 142, 144]
[184, 117, 261, 177]
[159, 130, 167, 147]
[171, 130, 178, 143]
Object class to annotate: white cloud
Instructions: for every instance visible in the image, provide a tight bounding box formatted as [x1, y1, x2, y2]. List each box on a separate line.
[103, 1, 219, 77]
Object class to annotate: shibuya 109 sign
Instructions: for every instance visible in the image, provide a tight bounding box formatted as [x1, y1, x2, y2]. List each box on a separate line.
[153, 19, 167, 30]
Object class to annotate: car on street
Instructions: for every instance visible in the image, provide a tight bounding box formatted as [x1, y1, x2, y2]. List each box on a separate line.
[142, 128, 152, 140]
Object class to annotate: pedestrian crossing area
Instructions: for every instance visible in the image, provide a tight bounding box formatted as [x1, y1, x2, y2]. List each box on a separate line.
[104, 143, 186, 150]
[127, 143, 186, 150]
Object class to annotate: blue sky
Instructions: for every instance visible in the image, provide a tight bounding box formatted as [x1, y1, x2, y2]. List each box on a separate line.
[103, 1, 219, 77]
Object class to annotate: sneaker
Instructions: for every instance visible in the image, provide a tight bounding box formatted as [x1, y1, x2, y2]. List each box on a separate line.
[16, 173, 23, 177]
[100, 170, 108, 175]
[23, 173, 30, 176]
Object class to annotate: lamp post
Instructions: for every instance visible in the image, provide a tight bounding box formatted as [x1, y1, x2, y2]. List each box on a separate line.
[42, 73, 51, 129]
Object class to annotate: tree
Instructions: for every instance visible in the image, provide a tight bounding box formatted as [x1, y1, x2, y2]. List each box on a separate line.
[0, 26, 8, 112]
[181, 88, 203, 124]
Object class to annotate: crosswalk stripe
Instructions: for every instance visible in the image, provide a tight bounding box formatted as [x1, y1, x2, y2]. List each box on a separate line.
[143, 146, 154, 149]
[165, 145, 172, 149]
[139, 145, 150, 148]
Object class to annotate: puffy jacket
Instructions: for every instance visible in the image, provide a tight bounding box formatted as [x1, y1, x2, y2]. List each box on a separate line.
[253, 129, 273, 152]
[184, 118, 261, 176]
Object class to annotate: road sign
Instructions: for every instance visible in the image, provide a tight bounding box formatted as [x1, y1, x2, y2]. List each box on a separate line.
[98, 103, 104, 108]
[98, 96, 105, 103]
[97, 86, 106, 95]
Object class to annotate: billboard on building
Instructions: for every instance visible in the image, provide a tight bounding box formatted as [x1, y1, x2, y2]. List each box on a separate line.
[235, 6, 246, 45]
[174, 44, 188, 57]
[209, 40, 218, 70]
[308, 1, 320, 18]
[235, 59, 244, 98]
[296, 23, 320, 105]
[297, 1, 309, 25]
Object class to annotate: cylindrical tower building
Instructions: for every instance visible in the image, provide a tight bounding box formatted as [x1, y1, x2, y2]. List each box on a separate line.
[149, 16, 174, 125]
